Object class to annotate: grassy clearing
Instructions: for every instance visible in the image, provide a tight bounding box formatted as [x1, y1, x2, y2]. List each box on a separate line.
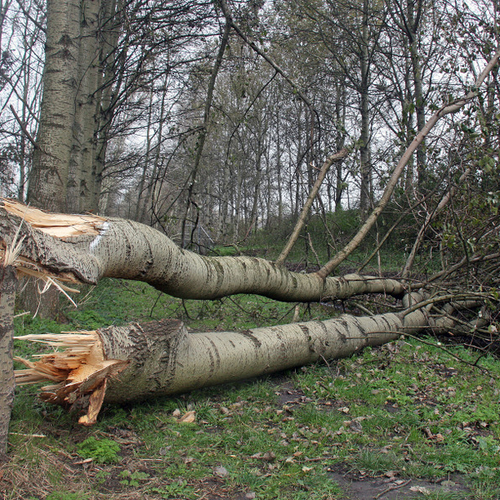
[5, 279, 500, 499]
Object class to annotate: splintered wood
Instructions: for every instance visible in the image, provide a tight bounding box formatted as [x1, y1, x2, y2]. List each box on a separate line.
[14, 332, 100, 385]
[0, 198, 93, 289]
[14, 332, 128, 426]
[2, 199, 105, 239]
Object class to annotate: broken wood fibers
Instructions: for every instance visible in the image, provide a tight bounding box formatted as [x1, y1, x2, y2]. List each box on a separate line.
[3, 199, 419, 426]
[2, 200, 105, 238]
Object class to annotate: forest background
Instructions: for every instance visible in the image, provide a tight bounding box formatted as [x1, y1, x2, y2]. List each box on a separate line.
[1, 1, 500, 499]
[0, 0, 497, 260]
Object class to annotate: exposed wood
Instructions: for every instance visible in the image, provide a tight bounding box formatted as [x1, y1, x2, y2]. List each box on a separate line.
[1, 200, 105, 238]
[0, 199, 405, 302]
[15, 296, 430, 424]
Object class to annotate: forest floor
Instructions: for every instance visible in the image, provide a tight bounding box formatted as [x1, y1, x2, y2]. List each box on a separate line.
[3, 278, 500, 500]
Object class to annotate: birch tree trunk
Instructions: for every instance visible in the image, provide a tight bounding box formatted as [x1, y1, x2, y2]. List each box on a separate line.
[16, 298, 430, 425]
[28, 0, 81, 212]
[0, 200, 404, 302]
[68, 0, 101, 213]
[359, 0, 372, 216]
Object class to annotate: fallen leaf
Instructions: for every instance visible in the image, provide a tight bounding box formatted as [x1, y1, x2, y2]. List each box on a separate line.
[410, 486, 431, 495]
[262, 451, 276, 461]
[349, 420, 363, 433]
[214, 465, 229, 477]
[178, 410, 196, 423]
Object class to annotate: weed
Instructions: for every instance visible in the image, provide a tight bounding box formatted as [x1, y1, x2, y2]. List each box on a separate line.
[355, 449, 402, 475]
[150, 480, 196, 499]
[46, 493, 87, 500]
[118, 470, 149, 487]
[76, 436, 120, 464]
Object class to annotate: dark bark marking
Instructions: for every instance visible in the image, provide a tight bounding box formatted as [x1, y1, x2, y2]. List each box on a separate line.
[299, 324, 314, 353]
[210, 258, 225, 295]
[123, 221, 134, 261]
[238, 330, 262, 349]
[139, 233, 154, 278]
[352, 317, 367, 336]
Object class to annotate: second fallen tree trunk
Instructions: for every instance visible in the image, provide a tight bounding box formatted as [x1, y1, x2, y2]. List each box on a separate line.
[16, 293, 433, 425]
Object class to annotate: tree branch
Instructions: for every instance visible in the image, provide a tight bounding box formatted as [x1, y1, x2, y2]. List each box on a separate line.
[316, 48, 500, 279]
[276, 148, 349, 265]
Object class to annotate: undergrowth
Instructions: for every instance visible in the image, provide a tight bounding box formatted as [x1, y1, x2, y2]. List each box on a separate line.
[6, 279, 500, 499]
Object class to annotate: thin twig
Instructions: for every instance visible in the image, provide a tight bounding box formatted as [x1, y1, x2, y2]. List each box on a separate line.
[375, 479, 412, 499]
[383, 329, 494, 376]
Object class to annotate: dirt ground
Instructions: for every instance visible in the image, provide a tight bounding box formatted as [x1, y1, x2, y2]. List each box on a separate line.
[1, 375, 475, 500]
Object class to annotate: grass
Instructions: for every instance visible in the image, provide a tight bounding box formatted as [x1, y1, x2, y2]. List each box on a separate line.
[6, 278, 500, 499]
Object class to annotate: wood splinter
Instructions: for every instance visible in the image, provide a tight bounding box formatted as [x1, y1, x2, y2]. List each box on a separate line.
[15, 332, 128, 426]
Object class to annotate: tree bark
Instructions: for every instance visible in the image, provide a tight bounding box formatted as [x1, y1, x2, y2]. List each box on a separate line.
[0, 199, 405, 303]
[0, 263, 16, 456]
[359, 0, 372, 216]
[68, 0, 101, 213]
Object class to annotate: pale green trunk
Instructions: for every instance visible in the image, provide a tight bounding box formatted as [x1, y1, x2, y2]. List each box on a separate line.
[28, 0, 81, 211]
[100, 306, 426, 403]
[0, 201, 405, 302]
[68, 0, 101, 213]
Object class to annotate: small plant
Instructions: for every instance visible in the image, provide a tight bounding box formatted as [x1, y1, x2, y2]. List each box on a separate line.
[95, 470, 110, 485]
[46, 493, 87, 500]
[76, 436, 120, 464]
[119, 470, 149, 487]
[150, 480, 196, 499]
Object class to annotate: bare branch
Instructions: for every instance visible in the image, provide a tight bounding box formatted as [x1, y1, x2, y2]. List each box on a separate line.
[316, 48, 500, 279]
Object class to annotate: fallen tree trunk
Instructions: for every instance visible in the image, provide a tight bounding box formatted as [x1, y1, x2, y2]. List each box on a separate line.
[0, 199, 485, 432]
[0, 199, 404, 302]
[16, 293, 430, 425]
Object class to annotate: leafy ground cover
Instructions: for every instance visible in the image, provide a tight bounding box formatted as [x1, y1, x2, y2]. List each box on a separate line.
[4, 279, 500, 499]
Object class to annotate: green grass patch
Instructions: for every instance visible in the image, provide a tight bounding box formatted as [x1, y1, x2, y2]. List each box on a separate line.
[7, 279, 500, 499]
